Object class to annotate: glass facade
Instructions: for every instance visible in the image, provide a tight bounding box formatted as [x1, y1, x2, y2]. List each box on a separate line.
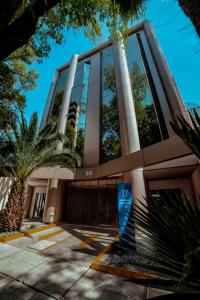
[47, 29, 172, 166]
[124, 33, 164, 148]
[65, 60, 90, 164]
[101, 46, 121, 163]
[49, 68, 69, 123]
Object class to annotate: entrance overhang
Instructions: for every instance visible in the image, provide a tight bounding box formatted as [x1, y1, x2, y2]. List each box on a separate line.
[29, 136, 197, 181]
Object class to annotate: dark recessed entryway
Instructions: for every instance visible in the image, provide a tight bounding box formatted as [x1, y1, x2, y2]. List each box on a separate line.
[64, 179, 120, 226]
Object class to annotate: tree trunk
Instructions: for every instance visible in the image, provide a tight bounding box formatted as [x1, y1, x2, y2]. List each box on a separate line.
[178, 0, 200, 37]
[0, 0, 61, 61]
[0, 179, 25, 232]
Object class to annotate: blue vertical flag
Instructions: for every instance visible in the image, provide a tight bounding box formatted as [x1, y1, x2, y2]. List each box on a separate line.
[117, 183, 135, 250]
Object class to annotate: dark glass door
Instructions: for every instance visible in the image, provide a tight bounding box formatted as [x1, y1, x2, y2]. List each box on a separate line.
[33, 192, 46, 219]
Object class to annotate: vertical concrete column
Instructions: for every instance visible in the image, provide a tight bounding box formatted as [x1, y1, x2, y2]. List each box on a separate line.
[40, 71, 59, 130]
[83, 53, 101, 167]
[57, 54, 79, 151]
[113, 32, 146, 202]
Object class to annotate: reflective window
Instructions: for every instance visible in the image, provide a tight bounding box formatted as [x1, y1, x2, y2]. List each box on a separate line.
[49, 68, 69, 123]
[65, 60, 90, 165]
[101, 46, 121, 163]
[125, 33, 163, 148]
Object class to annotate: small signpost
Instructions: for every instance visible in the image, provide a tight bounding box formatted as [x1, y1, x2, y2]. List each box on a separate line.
[117, 183, 135, 250]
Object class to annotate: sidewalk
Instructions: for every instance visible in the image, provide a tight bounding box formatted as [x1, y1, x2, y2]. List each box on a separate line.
[0, 224, 172, 299]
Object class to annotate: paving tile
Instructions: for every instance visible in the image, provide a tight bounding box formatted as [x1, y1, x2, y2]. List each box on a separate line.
[8, 236, 39, 251]
[0, 257, 35, 278]
[85, 269, 145, 298]
[0, 280, 36, 300]
[11, 250, 50, 266]
[98, 289, 128, 300]
[0, 273, 13, 288]
[64, 287, 128, 300]
[19, 261, 88, 299]
[64, 269, 145, 300]
[0, 242, 21, 259]
[30, 292, 55, 300]
[43, 243, 95, 267]
[146, 287, 173, 299]
[28, 240, 56, 251]
[48, 231, 71, 242]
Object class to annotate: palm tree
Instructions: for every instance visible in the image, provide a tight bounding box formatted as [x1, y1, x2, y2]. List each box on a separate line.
[170, 109, 200, 159]
[0, 111, 80, 232]
[107, 112, 200, 290]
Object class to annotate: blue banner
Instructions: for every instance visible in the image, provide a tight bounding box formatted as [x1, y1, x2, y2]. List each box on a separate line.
[117, 183, 135, 250]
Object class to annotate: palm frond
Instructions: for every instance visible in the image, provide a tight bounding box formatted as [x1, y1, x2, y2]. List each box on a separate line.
[111, 191, 200, 290]
[170, 112, 200, 159]
[113, 0, 146, 18]
[26, 112, 38, 142]
[0, 111, 80, 179]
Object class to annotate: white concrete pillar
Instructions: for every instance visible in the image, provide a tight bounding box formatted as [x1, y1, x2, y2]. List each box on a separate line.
[57, 54, 79, 151]
[113, 32, 146, 202]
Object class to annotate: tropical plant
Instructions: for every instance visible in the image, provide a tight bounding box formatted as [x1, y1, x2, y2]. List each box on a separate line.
[171, 109, 200, 160]
[109, 190, 200, 291]
[108, 111, 200, 290]
[0, 111, 80, 232]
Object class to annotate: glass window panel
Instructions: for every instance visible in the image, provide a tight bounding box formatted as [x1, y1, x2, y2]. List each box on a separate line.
[65, 60, 90, 166]
[101, 46, 121, 163]
[124, 35, 141, 66]
[49, 67, 69, 123]
[125, 33, 163, 148]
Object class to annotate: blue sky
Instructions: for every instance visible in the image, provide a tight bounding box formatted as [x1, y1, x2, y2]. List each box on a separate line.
[24, 0, 200, 122]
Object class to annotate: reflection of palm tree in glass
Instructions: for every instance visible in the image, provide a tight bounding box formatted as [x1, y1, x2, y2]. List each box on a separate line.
[50, 90, 84, 165]
[50, 90, 64, 123]
[103, 62, 162, 154]
[102, 66, 121, 162]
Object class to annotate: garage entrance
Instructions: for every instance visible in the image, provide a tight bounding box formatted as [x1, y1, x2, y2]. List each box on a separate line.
[65, 179, 121, 226]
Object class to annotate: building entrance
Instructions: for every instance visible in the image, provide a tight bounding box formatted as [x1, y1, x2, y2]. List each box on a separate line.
[33, 192, 46, 219]
[30, 186, 47, 220]
[65, 179, 120, 226]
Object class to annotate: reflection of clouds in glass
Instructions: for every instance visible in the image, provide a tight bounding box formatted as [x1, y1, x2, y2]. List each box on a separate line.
[125, 35, 141, 66]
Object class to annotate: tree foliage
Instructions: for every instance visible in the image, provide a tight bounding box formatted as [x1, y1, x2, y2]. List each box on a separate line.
[0, 110, 80, 231]
[171, 109, 200, 160]
[0, 0, 146, 61]
[101, 60, 161, 161]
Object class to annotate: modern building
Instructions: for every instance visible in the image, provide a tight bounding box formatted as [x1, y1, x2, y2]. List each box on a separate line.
[23, 20, 200, 226]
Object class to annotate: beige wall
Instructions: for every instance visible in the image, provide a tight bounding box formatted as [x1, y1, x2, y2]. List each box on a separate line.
[24, 184, 33, 217]
[148, 177, 193, 197]
[43, 180, 65, 223]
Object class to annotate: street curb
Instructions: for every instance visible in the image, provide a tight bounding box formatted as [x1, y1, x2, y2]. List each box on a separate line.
[90, 236, 161, 280]
[0, 222, 64, 243]
[38, 228, 64, 240]
[24, 221, 64, 236]
[0, 232, 25, 243]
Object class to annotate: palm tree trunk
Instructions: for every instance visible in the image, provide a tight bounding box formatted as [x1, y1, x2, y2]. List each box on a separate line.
[0, 179, 25, 232]
[178, 0, 200, 37]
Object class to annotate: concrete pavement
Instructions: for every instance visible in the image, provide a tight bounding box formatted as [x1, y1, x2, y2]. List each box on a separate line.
[0, 224, 172, 299]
